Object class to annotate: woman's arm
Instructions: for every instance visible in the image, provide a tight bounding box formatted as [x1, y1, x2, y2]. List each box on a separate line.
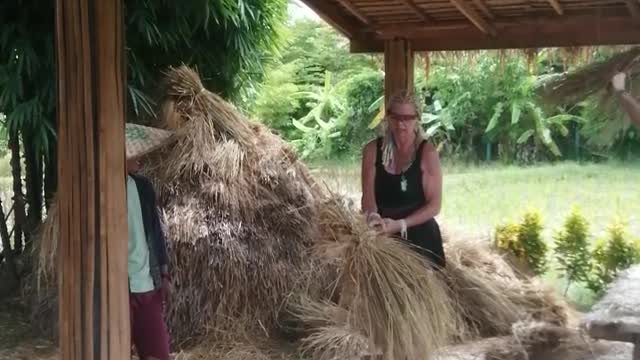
[361, 140, 378, 215]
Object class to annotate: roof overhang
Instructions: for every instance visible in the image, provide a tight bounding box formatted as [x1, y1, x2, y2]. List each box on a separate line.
[300, 0, 640, 52]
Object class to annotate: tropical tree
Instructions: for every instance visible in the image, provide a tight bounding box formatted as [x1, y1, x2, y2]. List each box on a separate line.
[0, 0, 288, 280]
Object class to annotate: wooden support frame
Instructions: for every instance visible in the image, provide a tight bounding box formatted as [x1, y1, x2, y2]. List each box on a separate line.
[335, 0, 371, 25]
[384, 39, 414, 102]
[547, 0, 564, 15]
[56, 0, 129, 358]
[399, 0, 431, 23]
[354, 13, 640, 52]
[449, 0, 497, 35]
[301, 0, 362, 38]
[472, 0, 494, 19]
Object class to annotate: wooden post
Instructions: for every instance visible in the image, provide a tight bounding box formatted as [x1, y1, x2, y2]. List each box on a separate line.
[384, 38, 415, 102]
[56, 0, 129, 359]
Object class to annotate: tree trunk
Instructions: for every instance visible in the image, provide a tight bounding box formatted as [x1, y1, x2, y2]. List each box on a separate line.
[24, 131, 43, 252]
[0, 193, 18, 298]
[8, 133, 26, 255]
[0, 195, 11, 259]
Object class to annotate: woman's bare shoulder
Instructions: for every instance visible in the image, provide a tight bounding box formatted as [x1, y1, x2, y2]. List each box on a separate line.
[421, 141, 441, 169]
[363, 138, 379, 156]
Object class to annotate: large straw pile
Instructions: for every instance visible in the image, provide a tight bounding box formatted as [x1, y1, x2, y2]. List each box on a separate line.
[29, 65, 572, 359]
[141, 67, 332, 344]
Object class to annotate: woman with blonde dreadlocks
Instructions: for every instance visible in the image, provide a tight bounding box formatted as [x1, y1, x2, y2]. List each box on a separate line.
[361, 90, 445, 268]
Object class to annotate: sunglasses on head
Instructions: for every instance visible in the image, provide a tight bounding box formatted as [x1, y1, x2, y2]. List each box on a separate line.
[387, 111, 418, 122]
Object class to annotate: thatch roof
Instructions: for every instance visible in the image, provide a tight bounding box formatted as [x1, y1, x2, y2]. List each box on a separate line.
[301, 0, 640, 52]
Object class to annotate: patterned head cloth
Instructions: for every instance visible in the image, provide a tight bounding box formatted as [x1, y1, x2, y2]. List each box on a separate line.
[125, 123, 173, 159]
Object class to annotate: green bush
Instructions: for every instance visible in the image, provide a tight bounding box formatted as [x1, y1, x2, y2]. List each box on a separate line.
[518, 210, 548, 275]
[553, 207, 591, 294]
[494, 209, 548, 276]
[586, 219, 640, 294]
[495, 223, 522, 258]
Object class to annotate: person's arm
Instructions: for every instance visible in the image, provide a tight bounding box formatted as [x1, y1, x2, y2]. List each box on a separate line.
[139, 176, 170, 276]
[612, 72, 640, 128]
[361, 140, 378, 215]
[383, 144, 442, 234]
[618, 92, 640, 128]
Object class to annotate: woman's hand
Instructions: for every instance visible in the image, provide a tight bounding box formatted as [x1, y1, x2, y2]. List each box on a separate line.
[367, 212, 384, 230]
[382, 218, 403, 235]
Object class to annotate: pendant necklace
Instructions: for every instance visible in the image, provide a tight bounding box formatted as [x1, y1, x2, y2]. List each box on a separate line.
[397, 142, 417, 193]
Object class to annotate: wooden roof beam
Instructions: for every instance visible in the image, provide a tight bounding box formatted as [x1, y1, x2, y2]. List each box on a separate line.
[352, 15, 640, 52]
[334, 0, 371, 25]
[299, 0, 361, 38]
[472, 0, 494, 20]
[449, 0, 496, 36]
[399, 0, 431, 23]
[547, 0, 564, 15]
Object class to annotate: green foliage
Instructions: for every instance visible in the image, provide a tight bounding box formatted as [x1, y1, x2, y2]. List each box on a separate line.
[124, 0, 289, 109]
[495, 223, 522, 258]
[290, 72, 348, 159]
[586, 219, 640, 294]
[553, 207, 591, 293]
[279, 18, 378, 85]
[426, 54, 579, 162]
[249, 61, 302, 137]
[245, 18, 381, 159]
[494, 209, 548, 275]
[517, 210, 548, 275]
[246, 36, 640, 160]
[338, 69, 383, 153]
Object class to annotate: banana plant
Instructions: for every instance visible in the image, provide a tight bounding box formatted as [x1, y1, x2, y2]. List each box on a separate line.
[484, 75, 579, 157]
[293, 71, 347, 125]
[367, 95, 385, 129]
[291, 71, 347, 159]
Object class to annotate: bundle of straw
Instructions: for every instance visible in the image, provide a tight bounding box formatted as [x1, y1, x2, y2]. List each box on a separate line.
[538, 46, 640, 106]
[300, 198, 461, 360]
[485, 321, 628, 360]
[444, 239, 570, 339]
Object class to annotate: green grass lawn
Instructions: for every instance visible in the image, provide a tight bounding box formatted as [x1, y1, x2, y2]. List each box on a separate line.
[308, 159, 640, 310]
[309, 160, 640, 239]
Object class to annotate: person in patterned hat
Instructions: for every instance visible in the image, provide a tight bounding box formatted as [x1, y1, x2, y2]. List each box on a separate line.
[125, 123, 173, 360]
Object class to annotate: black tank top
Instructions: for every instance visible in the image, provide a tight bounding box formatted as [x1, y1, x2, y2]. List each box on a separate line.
[374, 138, 446, 267]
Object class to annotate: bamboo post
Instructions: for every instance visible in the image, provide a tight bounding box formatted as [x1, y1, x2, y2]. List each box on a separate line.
[56, 0, 129, 358]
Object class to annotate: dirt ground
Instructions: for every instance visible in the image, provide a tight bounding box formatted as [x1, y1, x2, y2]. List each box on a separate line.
[0, 296, 634, 360]
[0, 297, 56, 360]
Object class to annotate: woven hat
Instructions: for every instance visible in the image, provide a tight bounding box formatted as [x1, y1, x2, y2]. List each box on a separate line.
[125, 123, 173, 159]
